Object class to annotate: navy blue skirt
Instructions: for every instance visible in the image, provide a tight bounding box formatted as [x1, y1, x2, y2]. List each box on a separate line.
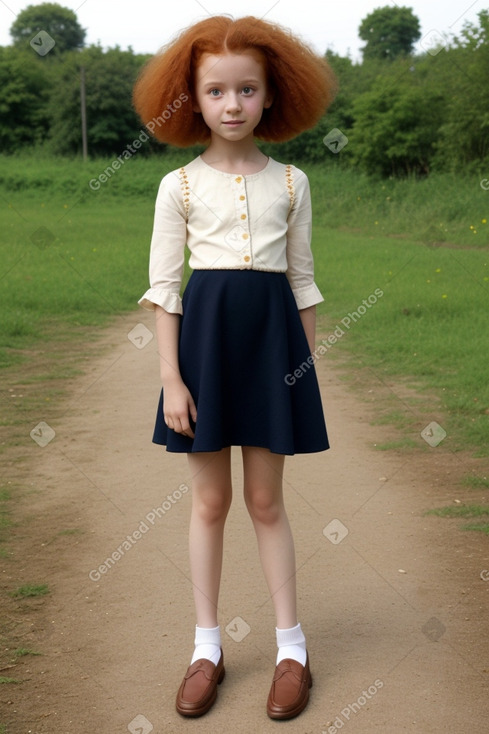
[153, 270, 329, 455]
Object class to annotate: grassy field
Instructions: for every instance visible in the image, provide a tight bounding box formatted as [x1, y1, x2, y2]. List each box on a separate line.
[0, 153, 488, 465]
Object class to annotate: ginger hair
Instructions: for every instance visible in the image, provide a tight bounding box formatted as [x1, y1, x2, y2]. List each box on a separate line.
[133, 15, 337, 146]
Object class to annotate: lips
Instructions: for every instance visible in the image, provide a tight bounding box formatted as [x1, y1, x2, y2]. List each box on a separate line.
[223, 121, 244, 126]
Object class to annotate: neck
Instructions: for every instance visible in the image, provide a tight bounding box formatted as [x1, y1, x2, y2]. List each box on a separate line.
[201, 134, 268, 173]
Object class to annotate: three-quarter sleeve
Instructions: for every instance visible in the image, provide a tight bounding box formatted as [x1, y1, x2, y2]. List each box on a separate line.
[138, 171, 187, 314]
[285, 169, 324, 310]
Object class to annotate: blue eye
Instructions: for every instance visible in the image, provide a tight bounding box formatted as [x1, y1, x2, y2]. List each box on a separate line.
[209, 88, 221, 97]
[242, 87, 253, 95]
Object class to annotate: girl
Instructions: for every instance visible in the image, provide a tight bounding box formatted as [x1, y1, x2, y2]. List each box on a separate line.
[134, 15, 335, 721]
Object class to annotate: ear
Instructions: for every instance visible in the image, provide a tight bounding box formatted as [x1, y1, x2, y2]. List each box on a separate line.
[193, 101, 201, 113]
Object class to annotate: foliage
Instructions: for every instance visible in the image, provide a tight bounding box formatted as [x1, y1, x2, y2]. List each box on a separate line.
[46, 45, 153, 156]
[432, 10, 489, 170]
[348, 61, 446, 176]
[10, 2, 86, 53]
[358, 5, 421, 60]
[0, 46, 51, 149]
[325, 10, 489, 176]
[0, 5, 488, 176]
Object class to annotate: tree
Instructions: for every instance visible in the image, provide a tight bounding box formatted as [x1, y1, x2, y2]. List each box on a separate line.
[47, 46, 149, 156]
[349, 63, 446, 176]
[0, 46, 51, 151]
[10, 3, 86, 53]
[431, 11, 489, 169]
[359, 6, 421, 61]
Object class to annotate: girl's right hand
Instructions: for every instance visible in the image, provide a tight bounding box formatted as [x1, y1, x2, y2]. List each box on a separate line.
[162, 378, 197, 438]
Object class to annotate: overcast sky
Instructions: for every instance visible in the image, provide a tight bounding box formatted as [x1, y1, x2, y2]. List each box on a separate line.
[0, 0, 485, 59]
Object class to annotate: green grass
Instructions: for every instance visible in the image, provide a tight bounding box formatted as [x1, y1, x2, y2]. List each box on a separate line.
[0, 152, 192, 369]
[10, 584, 50, 598]
[0, 150, 191, 198]
[425, 505, 489, 535]
[461, 523, 489, 534]
[308, 166, 489, 248]
[0, 153, 487, 247]
[0, 153, 488, 458]
[371, 410, 413, 429]
[0, 191, 153, 352]
[425, 505, 489, 518]
[462, 475, 489, 489]
[13, 648, 41, 657]
[313, 224, 489, 455]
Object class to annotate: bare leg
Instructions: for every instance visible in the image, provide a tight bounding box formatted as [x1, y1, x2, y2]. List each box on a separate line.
[187, 448, 232, 628]
[242, 446, 297, 629]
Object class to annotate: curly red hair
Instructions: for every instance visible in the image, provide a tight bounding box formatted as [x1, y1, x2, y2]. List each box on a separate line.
[133, 15, 336, 146]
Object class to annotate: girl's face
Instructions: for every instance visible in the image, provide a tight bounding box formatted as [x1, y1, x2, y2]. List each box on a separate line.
[193, 51, 273, 143]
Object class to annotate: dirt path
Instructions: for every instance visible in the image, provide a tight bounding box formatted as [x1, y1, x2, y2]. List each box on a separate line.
[2, 311, 489, 733]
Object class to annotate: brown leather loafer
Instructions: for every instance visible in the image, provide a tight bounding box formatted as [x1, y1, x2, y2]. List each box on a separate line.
[266, 653, 312, 720]
[175, 650, 225, 717]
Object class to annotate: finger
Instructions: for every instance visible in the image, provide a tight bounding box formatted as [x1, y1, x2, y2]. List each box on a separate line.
[173, 415, 195, 439]
[180, 416, 195, 439]
[188, 397, 198, 424]
[181, 420, 195, 439]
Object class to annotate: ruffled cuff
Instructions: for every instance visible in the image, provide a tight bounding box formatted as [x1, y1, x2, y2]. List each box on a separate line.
[292, 282, 324, 310]
[138, 287, 183, 315]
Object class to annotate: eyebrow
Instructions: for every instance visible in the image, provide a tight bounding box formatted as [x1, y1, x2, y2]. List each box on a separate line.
[202, 78, 262, 87]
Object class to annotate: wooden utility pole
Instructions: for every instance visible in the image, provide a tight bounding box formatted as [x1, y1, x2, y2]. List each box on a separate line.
[80, 66, 88, 161]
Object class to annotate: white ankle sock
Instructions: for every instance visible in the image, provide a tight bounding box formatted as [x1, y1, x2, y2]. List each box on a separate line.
[276, 622, 307, 666]
[190, 625, 222, 665]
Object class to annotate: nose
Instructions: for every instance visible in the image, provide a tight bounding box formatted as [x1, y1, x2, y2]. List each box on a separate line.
[225, 92, 241, 113]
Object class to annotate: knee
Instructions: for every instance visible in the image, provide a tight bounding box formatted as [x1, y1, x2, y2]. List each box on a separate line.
[192, 484, 231, 525]
[244, 487, 283, 525]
